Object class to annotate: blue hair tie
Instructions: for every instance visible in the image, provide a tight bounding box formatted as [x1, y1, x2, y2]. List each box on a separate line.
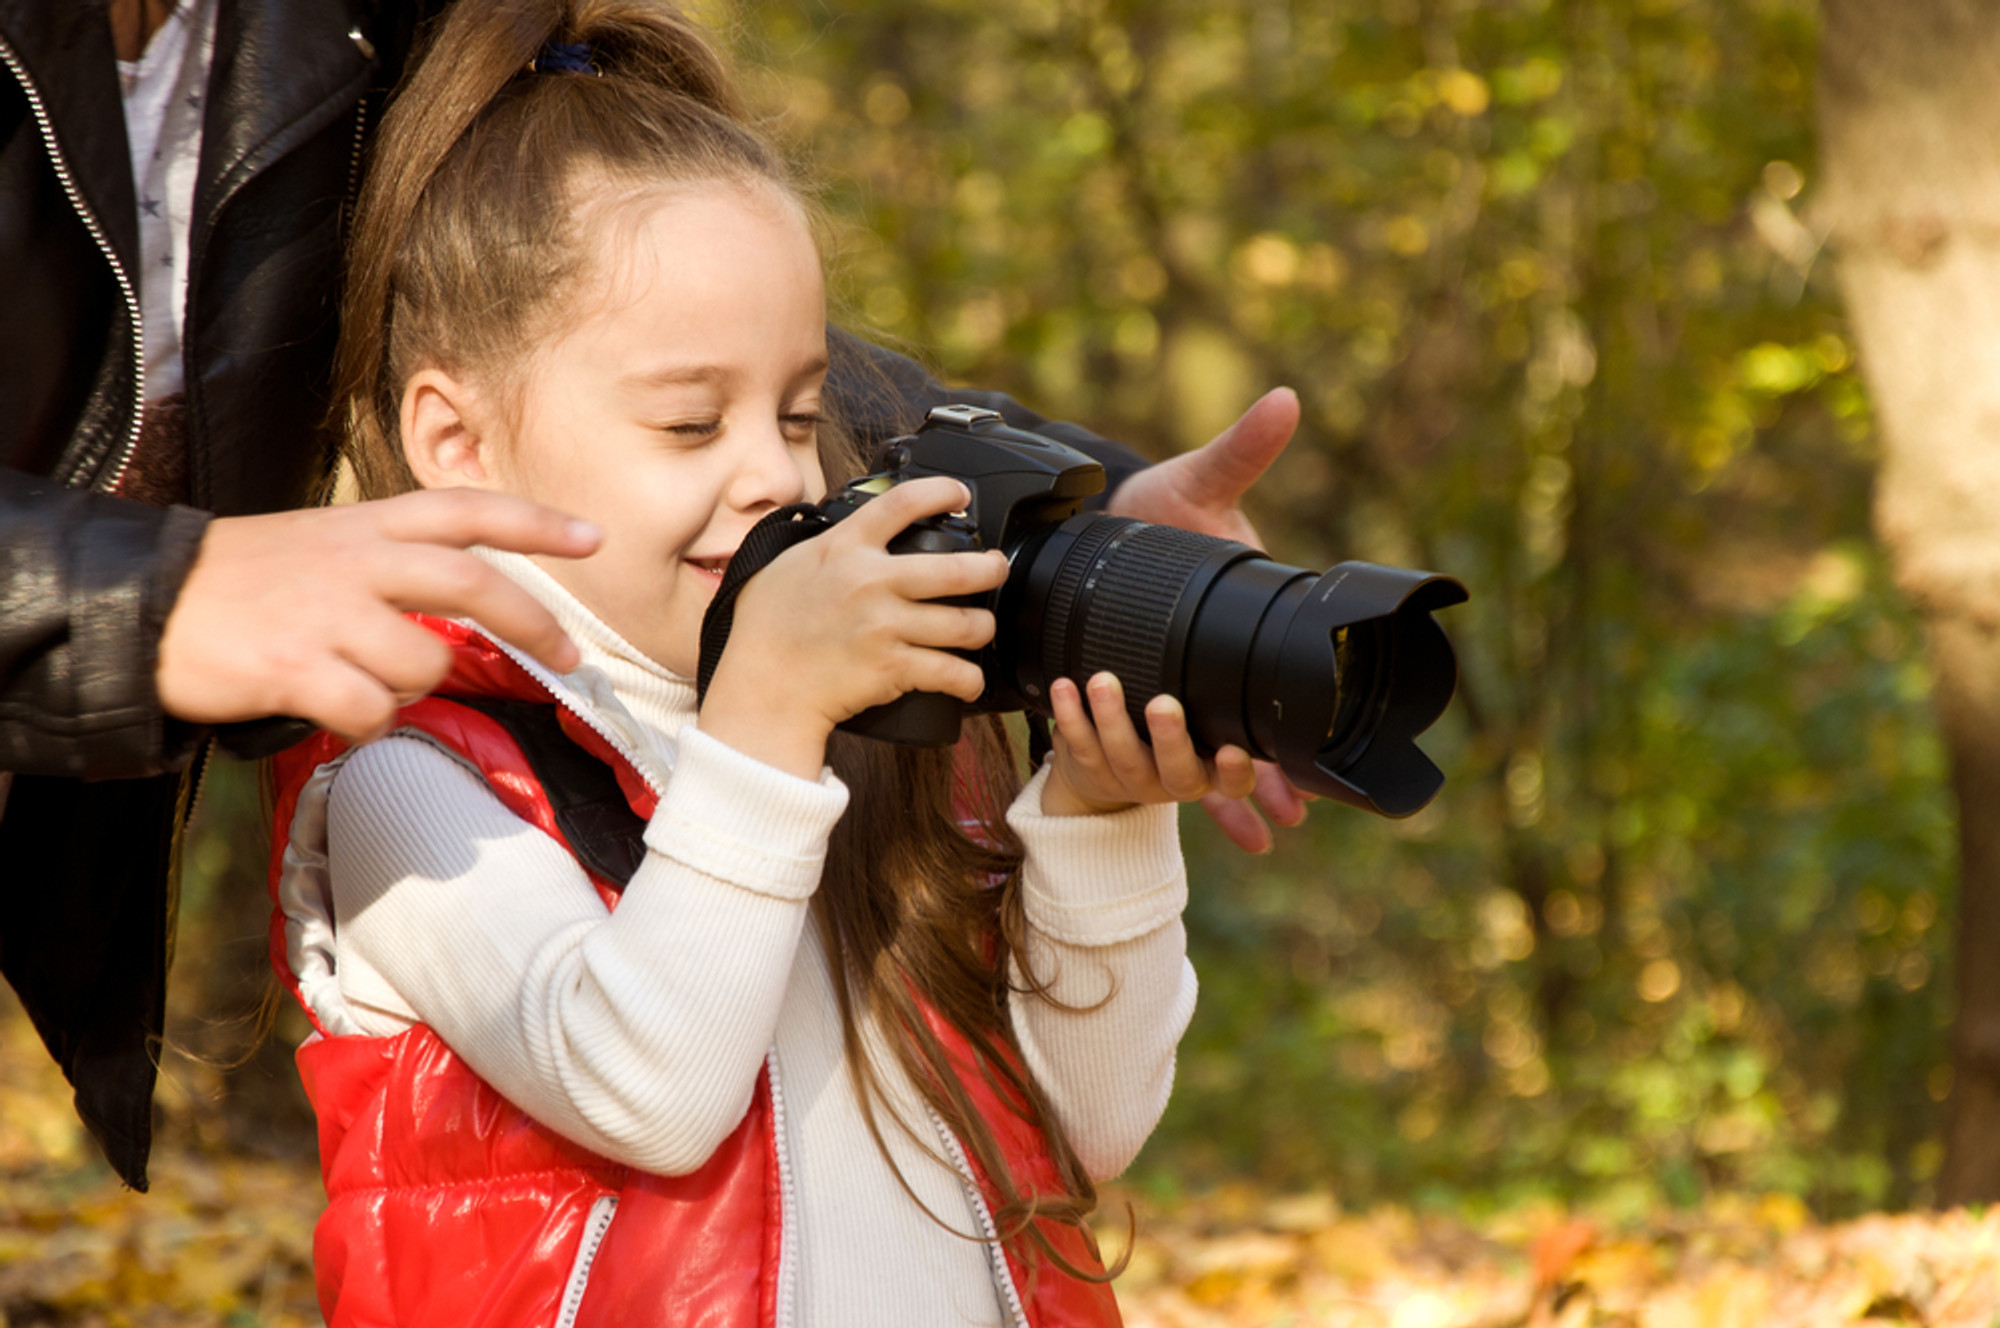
[531, 40, 597, 75]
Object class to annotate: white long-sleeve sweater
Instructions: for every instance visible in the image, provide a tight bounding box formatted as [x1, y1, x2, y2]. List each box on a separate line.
[304, 550, 1197, 1326]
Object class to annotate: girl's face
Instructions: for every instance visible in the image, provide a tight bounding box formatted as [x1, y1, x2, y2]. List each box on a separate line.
[417, 179, 829, 675]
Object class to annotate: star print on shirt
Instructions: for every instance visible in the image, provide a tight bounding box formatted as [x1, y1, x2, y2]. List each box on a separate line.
[184, 91, 202, 111]
[141, 196, 163, 218]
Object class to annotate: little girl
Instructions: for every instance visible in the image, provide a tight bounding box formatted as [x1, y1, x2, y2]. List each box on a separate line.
[268, 2, 1255, 1325]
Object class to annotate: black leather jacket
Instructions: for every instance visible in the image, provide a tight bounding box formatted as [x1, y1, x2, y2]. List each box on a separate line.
[0, 0, 1137, 1190]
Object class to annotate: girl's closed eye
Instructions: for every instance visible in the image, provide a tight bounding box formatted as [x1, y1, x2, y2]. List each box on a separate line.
[781, 410, 821, 442]
[659, 418, 723, 442]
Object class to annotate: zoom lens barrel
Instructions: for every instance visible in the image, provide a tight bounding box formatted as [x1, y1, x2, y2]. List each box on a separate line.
[1002, 514, 1466, 818]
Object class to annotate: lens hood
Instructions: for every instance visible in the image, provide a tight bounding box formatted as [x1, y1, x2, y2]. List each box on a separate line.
[1264, 564, 1468, 817]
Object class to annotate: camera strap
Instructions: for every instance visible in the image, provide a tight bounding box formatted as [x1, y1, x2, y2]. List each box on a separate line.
[695, 502, 830, 708]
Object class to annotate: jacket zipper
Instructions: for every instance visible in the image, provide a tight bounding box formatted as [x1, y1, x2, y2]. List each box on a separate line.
[338, 86, 368, 241]
[928, 1107, 1032, 1328]
[0, 37, 146, 493]
[182, 734, 216, 832]
[0, 34, 200, 817]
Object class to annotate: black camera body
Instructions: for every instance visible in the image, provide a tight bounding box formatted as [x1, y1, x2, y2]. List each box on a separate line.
[816, 404, 1107, 738]
[702, 404, 1467, 817]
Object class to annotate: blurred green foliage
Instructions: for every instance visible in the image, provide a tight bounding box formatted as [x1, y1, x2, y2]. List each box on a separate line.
[715, 0, 1953, 1215]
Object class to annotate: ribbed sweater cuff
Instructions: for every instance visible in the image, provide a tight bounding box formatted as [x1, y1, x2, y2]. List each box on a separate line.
[1006, 763, 1185, 946]
[642, 724, 849, 900]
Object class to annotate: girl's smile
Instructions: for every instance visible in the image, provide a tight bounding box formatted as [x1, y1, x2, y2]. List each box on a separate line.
[685, 554, 732, 586]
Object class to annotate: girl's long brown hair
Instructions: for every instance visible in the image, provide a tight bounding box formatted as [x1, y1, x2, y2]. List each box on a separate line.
[332, 0, 1116, 1279]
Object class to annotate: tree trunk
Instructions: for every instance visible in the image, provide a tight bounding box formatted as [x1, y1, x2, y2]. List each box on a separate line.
[1819, 0, 2000, 1206]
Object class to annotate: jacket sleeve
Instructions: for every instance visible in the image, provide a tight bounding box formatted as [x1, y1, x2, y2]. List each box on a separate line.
[827, 328, 1149, 505]
[0, 468, 210, 778]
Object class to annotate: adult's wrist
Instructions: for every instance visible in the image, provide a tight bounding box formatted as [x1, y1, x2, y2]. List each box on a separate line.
[145, 505, 217, 765]
[0, 479, 213, 777]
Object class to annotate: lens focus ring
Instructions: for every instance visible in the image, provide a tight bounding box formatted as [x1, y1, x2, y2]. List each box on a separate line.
[1042, 520, 1226, 710]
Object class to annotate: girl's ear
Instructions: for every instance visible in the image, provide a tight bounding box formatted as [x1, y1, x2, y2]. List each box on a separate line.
[401, 367, 496, 489]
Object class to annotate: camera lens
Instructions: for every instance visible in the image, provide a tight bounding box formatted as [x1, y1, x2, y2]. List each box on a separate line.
[1001, 515, 1466, 817]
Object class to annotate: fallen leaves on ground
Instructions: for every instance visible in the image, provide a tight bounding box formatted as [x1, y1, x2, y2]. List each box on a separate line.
[0, 993, 323, 1327]
[1095, 1185, 2000, 1327]
[3, 993, 1998, 1326]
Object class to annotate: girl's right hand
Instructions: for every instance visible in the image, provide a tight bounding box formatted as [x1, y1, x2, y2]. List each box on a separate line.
[697, 477, 1010, 779]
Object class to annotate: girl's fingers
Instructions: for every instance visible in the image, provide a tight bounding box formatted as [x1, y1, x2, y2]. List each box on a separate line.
[840, 476, 973, 545]
[1084, 674, 1161, 792]
[899, 601, 997, 652]
[900, 649, 988, 703]
[1049, 675, 1271, 813]
[1142, 696, 1213, 801]
[1050, 676, 1110, 771]
[912, 604, 996, 656]
[886, 548, 1009, 599]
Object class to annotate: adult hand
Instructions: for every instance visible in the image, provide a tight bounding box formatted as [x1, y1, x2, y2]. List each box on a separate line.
[1104, 387, 1313, 853]
[156, 489, 602, 744]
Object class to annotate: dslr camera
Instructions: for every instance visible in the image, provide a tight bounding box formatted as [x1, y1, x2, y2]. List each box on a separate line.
[700, 405, 1466, 818]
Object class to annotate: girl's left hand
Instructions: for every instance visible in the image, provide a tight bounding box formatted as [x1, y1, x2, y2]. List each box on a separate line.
[1040, 671, 1259, 817]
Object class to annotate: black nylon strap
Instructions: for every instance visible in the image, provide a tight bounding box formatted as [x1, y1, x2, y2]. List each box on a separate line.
[447, 696, 648, 890]
[696, 502, 830, 707]
[1026, 713, 1054, 769]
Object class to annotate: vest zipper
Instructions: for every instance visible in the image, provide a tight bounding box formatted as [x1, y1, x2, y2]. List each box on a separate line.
[0, 36, 146, 493]
[927, 1107, 1032, 1328]
[477, 629, 808, 1324]
[766, 1048, 800, 1328]
[553, 1194, 619, 1328]
[476, 632, 667, 801]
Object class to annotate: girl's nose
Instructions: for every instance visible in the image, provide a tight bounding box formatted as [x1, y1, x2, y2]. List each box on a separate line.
[730, 422, 810, 511]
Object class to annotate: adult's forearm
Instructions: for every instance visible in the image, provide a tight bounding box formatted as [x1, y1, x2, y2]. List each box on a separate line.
[0, 470, 208, 778]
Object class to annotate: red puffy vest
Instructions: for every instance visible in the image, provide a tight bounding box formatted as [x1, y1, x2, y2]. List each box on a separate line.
[266, 617, 1123, 1327]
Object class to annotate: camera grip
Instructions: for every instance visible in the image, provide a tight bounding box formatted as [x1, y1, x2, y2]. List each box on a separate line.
[832, 519, 979, 748]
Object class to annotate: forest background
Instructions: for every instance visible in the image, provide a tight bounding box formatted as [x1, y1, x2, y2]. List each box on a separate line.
[8, 0, 1993, 1321]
